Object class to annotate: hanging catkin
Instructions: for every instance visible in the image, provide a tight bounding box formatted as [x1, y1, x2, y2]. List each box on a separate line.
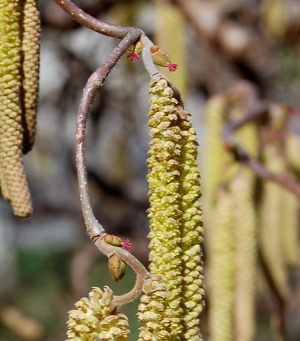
[20, 0, 40, 154]
[231, 169, 257, 341]
[0, 0, 32, 217]
[145, 76, 204, 341]
[208, 188, 235, 341]
[259, 144, 290, 302]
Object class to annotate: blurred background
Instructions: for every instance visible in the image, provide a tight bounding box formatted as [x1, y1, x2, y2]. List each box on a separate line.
[1, 0, 300, 340]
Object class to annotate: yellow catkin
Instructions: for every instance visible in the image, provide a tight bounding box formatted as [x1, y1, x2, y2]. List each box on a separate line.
[202, 95, 227, 292]
[146, 76, 204, 340]
[208, 188, 235, 341]
[178, 108, 204, 341]
[286, 132, 300, 171]
[281, 188, 300, 267]
[147, 77, 184, 340]
[259, 144, 290, 302]
[154, 1, 187, 99]
[261, 0, 289, 40]
[0, 0, 32, 217]
[227, 95, 259, 341]
[66, 286, 129, 341]
[231, 169, 257, 341]
[20, 0, 40, 154]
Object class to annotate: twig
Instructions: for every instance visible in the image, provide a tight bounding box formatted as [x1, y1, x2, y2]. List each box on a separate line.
[53, 0, 129, 38]
[76, 32, 140, 239]
[223, 110, 300, 199]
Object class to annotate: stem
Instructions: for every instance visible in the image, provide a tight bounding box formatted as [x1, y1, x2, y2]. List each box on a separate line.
[75, 30, 150, 304]
[95, 238, 150, 307]
[76, 32, 140, 239]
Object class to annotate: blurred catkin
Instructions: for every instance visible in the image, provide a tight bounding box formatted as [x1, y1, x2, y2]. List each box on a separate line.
[155, 1, 187, 99]
[146, 76, 203, 340]
[281, 189, 300, 268]
[259, 144, 290, 302]
[261, 0, 289, 41]
[20, 0, 40, 154]
[208, 188, 235, 341]
[202, 95, 227, 285]
[0, 0, 32, 217]
[231, 169, 257, 341]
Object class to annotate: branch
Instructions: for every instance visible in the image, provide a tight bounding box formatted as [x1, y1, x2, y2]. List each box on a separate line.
[52, 0, 129, 38]
[222, 110, 300, 199]
[72, 18, 150, 305]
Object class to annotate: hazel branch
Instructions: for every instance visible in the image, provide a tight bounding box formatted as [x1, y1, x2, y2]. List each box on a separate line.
[52, 0, 131, 38]
[75, 30, 150, 305]
[76, 31, 140, 239]
[222, 110, 300, 199]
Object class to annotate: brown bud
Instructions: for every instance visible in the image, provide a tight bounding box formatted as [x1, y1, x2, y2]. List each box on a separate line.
[108, 254, 127, 282]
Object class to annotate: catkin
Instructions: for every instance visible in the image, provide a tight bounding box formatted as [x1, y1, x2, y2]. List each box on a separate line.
[231, 169, 257, 341]
[178, 108, 204, 341]
[281, 188, 300, 267]
[259, 144, 290, 302]
[0, 0, 32, 217]
[208, 188, 235, 341]
[20, 0, 40, 154]
[147, 77, 184, 339]
[146, 76, 204, 340]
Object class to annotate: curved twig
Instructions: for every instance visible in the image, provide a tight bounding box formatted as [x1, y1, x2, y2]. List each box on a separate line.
[75, 28, 150, 305]
[53, 0, 129, 38]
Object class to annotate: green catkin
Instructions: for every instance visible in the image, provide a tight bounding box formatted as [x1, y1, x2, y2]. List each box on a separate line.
[0, 0, 32, 217]
[231, 169, 257, 341]
[66, 286, 129, 341]
[208, 188, 235, 341]
[20, 0, 40, 154]
[259, 144, 290, 302]
[145, 76, 204, 341]
[155, 1, 187, 99]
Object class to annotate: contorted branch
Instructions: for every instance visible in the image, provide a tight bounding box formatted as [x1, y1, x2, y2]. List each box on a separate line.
[53, 0, 152, 307]
[75, 35, 152, 305]
[223, 111, 300, 199]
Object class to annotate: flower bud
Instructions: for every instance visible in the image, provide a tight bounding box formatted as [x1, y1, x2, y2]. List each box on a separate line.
[108, 254, 127, 282]
[103, 234, 123, 247]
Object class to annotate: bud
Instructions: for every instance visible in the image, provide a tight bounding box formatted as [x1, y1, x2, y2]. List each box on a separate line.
[150, 45, 178, 72]
[103, 234, 123, 247]
[108, 254, 127, 282]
